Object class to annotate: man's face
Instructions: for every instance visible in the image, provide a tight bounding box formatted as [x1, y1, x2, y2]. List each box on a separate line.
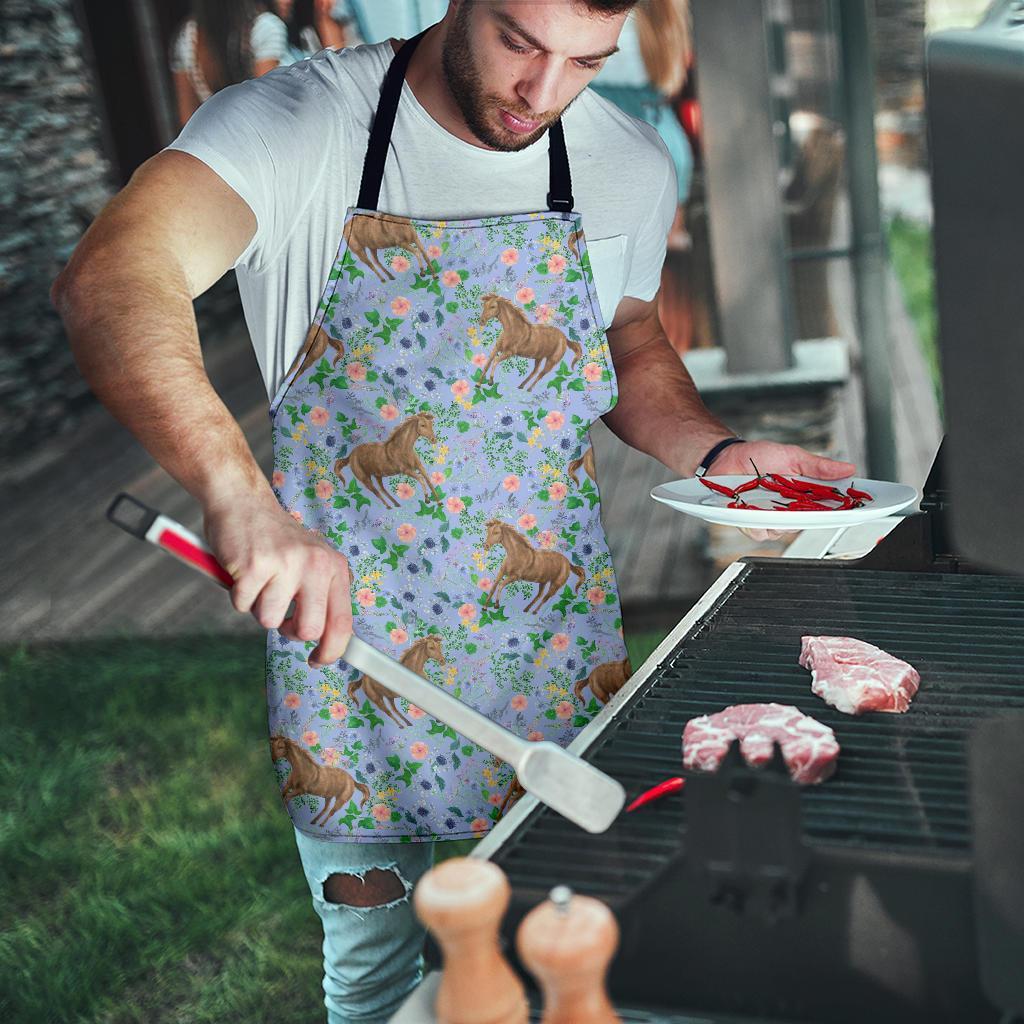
[441, 1, 627, 151]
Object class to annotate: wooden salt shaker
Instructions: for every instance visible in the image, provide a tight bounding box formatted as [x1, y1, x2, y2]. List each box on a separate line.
[516, 885, 621, 1024]
[413, 857, 528, 1024]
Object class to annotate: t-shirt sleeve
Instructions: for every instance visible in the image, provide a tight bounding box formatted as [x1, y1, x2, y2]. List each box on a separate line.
[164, 63, 338, 273]
[623, 134, 678, 302]
[251, 11, 289, 62]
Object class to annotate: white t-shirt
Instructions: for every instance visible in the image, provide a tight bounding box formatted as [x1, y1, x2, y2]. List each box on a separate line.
[166, 39, 677, 402]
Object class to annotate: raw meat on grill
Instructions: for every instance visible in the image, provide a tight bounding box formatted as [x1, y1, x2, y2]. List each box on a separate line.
[799, 635, 920, 716]
[682, 703, 840, 785]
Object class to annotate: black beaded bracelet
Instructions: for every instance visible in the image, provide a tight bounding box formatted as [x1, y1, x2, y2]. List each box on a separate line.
[694, 437, 745, 478]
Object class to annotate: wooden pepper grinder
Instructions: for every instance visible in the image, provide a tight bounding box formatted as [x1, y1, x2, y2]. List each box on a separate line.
[516, 885, 621, 1024]
[413, 857, 528, 1024]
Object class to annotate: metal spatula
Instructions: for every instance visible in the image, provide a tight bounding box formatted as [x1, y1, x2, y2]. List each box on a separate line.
[106, 493, 626, 834]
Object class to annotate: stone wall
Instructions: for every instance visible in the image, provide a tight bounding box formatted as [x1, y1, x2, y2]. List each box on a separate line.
[0, 0, 116, 465]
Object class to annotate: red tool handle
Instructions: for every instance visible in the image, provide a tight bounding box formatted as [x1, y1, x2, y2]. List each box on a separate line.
[625, 776, 685, 812]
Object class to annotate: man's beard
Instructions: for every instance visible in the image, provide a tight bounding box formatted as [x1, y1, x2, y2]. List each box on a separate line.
[440, 5, 568, 151]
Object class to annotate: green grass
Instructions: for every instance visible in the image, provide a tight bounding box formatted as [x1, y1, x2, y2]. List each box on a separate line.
[0, 629, 664, 1022]
[886, 215, 942, 413]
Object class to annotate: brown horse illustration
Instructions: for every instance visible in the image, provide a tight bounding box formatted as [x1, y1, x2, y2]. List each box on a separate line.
[333, 412, 439, 508]
[574, 657, 633, 706]
[482, 519, 586, 613]
[567, 446, 597, 487]
[348, 634, 445, 729]
[270, 734, 371, 827]
[286, 319, 346, 381]
[567, 228, 582, 259]
[498, 773, 526, 819]
[478, 293, 583, 391]
[343, 213, 435, 283]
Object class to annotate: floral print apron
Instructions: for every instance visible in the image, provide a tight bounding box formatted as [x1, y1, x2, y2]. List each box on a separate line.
[266, 30, 629, 843]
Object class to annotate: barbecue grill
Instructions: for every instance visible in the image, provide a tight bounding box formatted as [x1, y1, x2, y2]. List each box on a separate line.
[468, 449, 1024, 1022]
[402, 9, 1024, 1022]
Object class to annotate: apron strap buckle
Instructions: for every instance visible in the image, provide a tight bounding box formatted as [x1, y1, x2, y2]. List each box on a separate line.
[546, 191, 574, 213]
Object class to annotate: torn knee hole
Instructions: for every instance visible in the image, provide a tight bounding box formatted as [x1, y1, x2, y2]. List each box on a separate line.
[323, 868, 407, 908]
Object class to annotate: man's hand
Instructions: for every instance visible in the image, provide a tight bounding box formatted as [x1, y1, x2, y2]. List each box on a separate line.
[203, 492, 353, 667]
[709, 440, 857, 542]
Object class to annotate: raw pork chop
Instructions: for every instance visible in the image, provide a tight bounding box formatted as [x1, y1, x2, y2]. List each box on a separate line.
[799, 636, 920, 716]
[682, 703, 840, 785]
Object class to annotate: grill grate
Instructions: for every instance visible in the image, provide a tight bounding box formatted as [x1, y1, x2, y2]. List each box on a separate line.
[492, 564, 1024, 896]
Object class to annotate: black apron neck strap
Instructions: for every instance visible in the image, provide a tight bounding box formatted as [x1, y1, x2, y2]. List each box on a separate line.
[357, 30, 575, 215]
[546, 118, 574, 214]
[357, 29, 429, 212]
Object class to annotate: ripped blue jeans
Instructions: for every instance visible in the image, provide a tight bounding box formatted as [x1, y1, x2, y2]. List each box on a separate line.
[293, 827, 438, 1024]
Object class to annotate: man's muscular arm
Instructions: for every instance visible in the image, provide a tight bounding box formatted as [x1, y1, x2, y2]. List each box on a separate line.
[51, 151, 352, 664]
[603, 293, 856, 481]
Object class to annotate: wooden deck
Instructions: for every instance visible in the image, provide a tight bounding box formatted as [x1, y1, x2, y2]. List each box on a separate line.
[2, 226, 940, 645]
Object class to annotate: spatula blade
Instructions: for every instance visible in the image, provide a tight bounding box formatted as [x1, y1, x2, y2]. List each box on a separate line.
[517, 741, 625, 834]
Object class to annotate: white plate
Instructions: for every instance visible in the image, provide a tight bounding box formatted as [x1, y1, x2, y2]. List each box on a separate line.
[650, 476, 920, 530]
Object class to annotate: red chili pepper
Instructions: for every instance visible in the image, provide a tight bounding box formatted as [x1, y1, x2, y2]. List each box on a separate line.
[775, 474, 844, 498]
[699, 477, 737, 498]
[735, 478, 762, 494]
[625, 776, 685, 812]
[847, 485, 873, 502]
[775, 499, 833, 511]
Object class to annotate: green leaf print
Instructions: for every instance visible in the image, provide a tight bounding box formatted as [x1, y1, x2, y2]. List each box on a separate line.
[565, 269, 582, 283]
[545, 708, 557, 720]
[552, 585, 575, 615]
[445, 302, 458, 313]
[479, 604, 508, 627]
[347, 479, 371, 511]
[452, 754, 461, 769]
[348, 717, 365, 728]
[456, 421, 470, 433]
[461, 745, 474, 756]
[536, 262, 549, 274]
[573, 601, 589, 614]
[573, 715, 589, 728]
[358, 818, 375, 829]
[341, 250, 364, 283]
[566, 496, 584, 509]
[365, 310, 380, 326]
[464, 642, 477, 653]
[387, 755, 402, 770]
[567, 378, 585, 392]
[447, 805, 463, 816]
[390, 811, 402, 822]
[538, 489, 550, 502]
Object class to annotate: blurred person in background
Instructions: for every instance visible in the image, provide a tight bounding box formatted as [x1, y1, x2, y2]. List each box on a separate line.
[275, 0, 352, 63]
[592, 0, 693, 241]
[171, 0, 290, 128]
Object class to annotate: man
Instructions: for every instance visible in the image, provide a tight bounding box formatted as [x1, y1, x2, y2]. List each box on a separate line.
[52, 2, 854, 1020]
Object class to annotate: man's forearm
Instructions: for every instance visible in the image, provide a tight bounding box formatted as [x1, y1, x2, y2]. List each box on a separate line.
[602, 330, 734, 477]
[53, 257, 273, 512]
